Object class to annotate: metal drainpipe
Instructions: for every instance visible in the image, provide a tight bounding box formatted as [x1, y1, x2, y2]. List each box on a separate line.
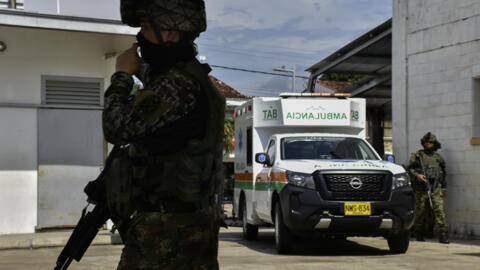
[9, 0, 17, 9]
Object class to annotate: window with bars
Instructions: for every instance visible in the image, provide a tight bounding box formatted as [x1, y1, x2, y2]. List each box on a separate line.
[41, 76, 103, 107]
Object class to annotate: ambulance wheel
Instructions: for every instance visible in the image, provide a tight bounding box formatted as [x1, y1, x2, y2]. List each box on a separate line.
[241, 198, 258, 240]
[275, 201, 293, 254]
[387, 230, 410, 254]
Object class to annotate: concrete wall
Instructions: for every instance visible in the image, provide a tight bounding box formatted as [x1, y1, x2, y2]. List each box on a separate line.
[393, 0, 480, 238]
[0, 25, 134, 234]
[0, 108, 37, 234]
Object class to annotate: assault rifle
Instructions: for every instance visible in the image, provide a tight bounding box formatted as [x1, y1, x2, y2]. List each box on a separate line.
[54, 146, 122, 270]
[416, 155, 433, 208]
[54, 204, 110, 270]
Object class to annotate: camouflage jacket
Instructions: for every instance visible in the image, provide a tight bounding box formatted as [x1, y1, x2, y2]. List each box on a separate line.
[407, 150, 447, 189]
[102, 68, 204, 148]
[102, 61, 225, 218]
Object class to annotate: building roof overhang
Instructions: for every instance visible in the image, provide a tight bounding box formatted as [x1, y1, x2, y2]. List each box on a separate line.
[0, 9, 137, 35]
[306, 19, 392, 107]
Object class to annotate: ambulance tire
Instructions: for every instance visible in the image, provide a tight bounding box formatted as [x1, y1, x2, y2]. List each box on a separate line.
[241, 198, 258, 240]
[387, 230, 410, 254]
[275, 201, 293, 254]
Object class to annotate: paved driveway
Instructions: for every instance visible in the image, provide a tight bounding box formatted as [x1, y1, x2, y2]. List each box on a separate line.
[0, 227, 479, 270]
[219, 227, 480, 270]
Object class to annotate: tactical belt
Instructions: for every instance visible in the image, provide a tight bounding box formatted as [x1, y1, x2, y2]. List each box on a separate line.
[138, 200, 199, 213]
[131, 156, 165, 165]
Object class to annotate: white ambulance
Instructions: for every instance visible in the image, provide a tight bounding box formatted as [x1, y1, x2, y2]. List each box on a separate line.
[233, 93, 414, 254]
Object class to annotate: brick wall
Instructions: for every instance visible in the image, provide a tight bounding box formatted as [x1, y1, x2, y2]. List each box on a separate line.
[394, 0, 480, 239]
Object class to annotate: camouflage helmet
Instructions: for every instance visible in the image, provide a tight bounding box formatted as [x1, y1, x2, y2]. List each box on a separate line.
[421, 132, 441, 150]
[120, 0, 206, 36]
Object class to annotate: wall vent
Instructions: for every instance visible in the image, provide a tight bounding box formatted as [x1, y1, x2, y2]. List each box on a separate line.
[42, 76, 103, 107]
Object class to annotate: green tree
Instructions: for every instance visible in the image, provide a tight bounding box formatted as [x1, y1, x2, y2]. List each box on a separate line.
[320, 73, 363, 82]
[224, 117, 234, 156]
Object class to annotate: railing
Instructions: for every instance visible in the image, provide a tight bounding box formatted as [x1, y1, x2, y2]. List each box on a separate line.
[0, 0, 23, 9]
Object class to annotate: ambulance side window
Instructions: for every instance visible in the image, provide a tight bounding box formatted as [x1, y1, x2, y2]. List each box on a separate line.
[266, 140, 276, 166]
[247, 127, 253, 166]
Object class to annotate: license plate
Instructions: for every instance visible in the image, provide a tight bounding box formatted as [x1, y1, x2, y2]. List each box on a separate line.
[344, 202, 371, 216]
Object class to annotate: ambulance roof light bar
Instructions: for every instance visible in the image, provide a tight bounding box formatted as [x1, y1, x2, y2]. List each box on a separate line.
[279, 92, 351, 98]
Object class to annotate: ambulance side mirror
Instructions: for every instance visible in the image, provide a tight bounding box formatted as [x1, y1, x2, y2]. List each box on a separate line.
[383, 153, 395, 163]
[255, 153, 271, 166]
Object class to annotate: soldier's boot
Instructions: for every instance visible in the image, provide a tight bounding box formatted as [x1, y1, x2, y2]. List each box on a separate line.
[439, 232, 449, 244]
[425, 226, 434, 239]
[415, 233, 425, 242]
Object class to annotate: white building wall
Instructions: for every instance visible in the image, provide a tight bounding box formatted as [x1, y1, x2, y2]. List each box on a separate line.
[24, 0, 120, 20]
[0, 108, 37, 234]
[393, 0, 480, 238]
[392, 0, 409, 164]
[0, 26, 133, 103]
[0, 25, 134, 234]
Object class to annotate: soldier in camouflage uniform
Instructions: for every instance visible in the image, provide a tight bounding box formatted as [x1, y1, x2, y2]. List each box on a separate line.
[408, 132, 449, 244]
[102, 0, 226, 269]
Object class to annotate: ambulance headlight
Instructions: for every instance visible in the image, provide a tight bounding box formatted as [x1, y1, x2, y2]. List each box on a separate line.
[392, 172, 410, 190]
[285, 171, 315, 189]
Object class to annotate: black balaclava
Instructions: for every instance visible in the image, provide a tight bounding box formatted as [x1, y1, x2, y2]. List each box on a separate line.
[136, 32, 196, 74]
[423, 144, 434, 155]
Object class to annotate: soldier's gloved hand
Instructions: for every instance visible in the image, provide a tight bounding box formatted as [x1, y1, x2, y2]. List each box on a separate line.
[441, 188, 446, 198]
[116, 43, 141, 75]
[416, 174, 427, 182]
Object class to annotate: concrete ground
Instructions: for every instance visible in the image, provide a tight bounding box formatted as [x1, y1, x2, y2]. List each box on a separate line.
[0, 227, 479, 270]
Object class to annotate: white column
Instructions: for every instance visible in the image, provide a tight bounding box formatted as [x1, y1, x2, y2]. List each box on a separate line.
[392, 0, 409, 165]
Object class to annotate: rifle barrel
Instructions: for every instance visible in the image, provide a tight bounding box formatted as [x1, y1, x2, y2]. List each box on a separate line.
[54, 257, 73, 270]
[54, 204, 109, 269]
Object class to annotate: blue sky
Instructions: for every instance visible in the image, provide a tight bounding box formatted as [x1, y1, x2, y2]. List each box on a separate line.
[25, 0, 392, 97]
[200, 0, 392, 97]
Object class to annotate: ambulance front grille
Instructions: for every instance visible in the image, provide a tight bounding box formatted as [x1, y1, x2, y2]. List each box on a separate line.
[314, 171, 392, 201]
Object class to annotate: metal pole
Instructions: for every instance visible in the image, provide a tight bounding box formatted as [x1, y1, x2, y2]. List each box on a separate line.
[9, 0, 16, 9]
[292, 65, 296, 93]
[273, 66, 296, 93]
[57, 0, 61, 14]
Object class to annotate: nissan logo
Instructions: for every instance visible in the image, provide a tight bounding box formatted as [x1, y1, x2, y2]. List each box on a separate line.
[349, 177, 363, 189]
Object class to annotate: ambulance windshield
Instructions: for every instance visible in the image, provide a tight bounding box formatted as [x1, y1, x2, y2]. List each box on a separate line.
[281, 137, 378, 160]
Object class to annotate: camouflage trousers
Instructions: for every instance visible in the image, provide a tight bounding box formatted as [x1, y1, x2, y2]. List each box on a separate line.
[117, 211, 219, 270]
[414, 184, 447, 234]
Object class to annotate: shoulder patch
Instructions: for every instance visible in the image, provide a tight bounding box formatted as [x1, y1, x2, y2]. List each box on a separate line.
[409, 152, 418, 161]
[133, 90, 171, 124]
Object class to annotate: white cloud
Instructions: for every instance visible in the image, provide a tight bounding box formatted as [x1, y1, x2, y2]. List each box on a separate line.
[202, 0, 392, 97]
[214, 33, 245, 44]
[245, 36, 353, 55]
[206, 0, 391, 31]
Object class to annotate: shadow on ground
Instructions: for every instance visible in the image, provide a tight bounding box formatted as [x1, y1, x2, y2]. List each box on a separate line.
[456, 253, 480, 257]
[219, 229, 390, 256]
